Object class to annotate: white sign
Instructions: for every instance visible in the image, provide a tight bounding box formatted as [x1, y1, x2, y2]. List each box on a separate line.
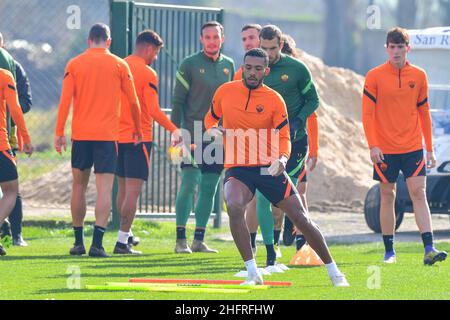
[409, 27, 450, 50]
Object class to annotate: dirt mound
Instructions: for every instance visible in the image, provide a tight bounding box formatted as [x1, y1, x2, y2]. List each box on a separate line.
[22, 51, 373, 208]
[297, 50, 373, 204]
[22, 162, 97, 207]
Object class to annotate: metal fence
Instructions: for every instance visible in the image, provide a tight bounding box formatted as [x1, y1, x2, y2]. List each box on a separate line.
[0, 0, 224, 227]
[110, 1, 224, 227]
[0, 0, 109, 207]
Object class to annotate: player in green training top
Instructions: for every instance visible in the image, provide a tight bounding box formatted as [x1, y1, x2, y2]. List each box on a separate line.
[257, 25, 319, 267]
[171, 21, 235, 254]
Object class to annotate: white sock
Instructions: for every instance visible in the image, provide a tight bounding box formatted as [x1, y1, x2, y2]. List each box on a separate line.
[325, 261, 341, 277]
[244, 259, 258, 275]
[118, 230, 130, 245]
[129, 230, 134, 237]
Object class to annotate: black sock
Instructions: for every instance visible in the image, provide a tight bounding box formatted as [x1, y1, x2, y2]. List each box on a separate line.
[92, 226, 106, 248]
[383, 235, 394, 253]
[250, 232, 257, 249]
[266, 244, 276, 266]
[176, 227, 186, 240]
[1, 220, 11, 238]
[421, 232, 434, 248]
[73, 227, 84, 246]
[295, 235, 306, 251]
[274, 230, 281, 246]
[10, 193, 23, 237]
[194, 228, 205, 241]
[116, 241, 127, 249]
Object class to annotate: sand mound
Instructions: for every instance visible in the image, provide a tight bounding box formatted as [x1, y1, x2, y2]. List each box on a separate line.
[22, 51, 373, 208]
[22, 162, 98, 207]
[297, 50, 372, 205]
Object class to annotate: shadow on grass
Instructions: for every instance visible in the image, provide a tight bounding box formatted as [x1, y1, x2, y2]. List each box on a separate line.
[0, 255, 92, 261]
[326, 229, 450, 246]
[44, 266, 238, 279]
[0, 252, 188, 261]
[288, 265, 324, 269]
[34, 289, 152, 295]
[34, 288, 229, 297]
[87, 257, 233, 269]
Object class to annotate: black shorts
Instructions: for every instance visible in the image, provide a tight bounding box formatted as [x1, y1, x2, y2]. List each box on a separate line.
[116, 142, 152, 181]
[373, 149, 426, 183]
[181, 141, 224, 175]
[71, 140, 118, 174]
[0, 150, 18, 183]
[286, 135, 308, 181]
[224, 166, 297, 206]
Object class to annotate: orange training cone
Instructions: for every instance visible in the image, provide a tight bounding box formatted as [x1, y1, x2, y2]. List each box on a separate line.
[289, 245, 324, 266]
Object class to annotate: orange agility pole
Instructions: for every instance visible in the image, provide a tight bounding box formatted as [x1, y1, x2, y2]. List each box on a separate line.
[129, 278, 292, 287]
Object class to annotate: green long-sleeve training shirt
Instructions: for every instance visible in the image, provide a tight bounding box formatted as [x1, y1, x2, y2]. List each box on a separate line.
[265, 53, 319, 142]
[0, 48, 16, 79]
[171, 51, 235, 138]
[0, 47, 17, 140]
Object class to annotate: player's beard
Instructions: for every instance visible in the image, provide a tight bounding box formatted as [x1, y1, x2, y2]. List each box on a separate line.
[269, 52, 281, 65]
[244, 77, 263, 90]
[204, 45, 220, 56]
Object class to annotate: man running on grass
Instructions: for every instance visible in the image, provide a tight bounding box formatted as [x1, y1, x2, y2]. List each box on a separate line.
[362, 27, 447, 265]
[171, 21, 235, 254]
[114, 30, 181, 255]
[204, 48, 349, 286]
[234, 23, 275, 265]
[55, 23, 142, 258]
[0, 68, 33, 256]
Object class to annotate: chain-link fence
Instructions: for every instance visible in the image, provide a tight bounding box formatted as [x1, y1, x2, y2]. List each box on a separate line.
[0, 0, 110, 207]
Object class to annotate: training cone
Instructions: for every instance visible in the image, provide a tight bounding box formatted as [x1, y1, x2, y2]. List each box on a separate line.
[289, 245, 324, 266]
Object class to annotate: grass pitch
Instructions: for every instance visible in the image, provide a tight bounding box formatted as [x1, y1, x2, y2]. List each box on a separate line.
[0, 220, 449, 300]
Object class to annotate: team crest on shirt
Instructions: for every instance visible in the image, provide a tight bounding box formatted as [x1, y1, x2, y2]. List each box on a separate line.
[409, 81, 416, 89]
[281, 74, 289, 82]
[256, 105, 264, 113]
[223, 68, 230, 75]
[199, 68, 205, 74]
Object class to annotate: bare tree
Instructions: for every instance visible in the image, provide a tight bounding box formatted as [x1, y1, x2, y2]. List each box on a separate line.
[440, 0, 450, 25]
[397, 0, 418, 28]
[323, 0, 359, 69]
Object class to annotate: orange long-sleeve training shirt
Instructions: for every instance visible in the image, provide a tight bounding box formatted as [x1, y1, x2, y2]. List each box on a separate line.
[233, 67, 243, 81]
[55, 48, 141, 141]
[0, 68, 30, 151]
[119, 55, 177, 143]
[204, 80, 291, 168]
[235, 68, 318, 157]
[362, 61, 433, 154]
[307, 112, 318, 157]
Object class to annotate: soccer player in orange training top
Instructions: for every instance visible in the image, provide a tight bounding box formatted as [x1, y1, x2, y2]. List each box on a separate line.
[55, 23, 142, 258]
[114, 30, 181, 255]
[234, 23, 269, 258]
[362, 27, 447, 265]
[0, 68, 33, 256]
[205, 48, 349, 286]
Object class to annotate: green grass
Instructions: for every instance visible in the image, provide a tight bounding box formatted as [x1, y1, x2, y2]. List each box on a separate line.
[16, 148, 71, 182]
[0, 220, 449, 300]
[14, 108, 72, 182]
